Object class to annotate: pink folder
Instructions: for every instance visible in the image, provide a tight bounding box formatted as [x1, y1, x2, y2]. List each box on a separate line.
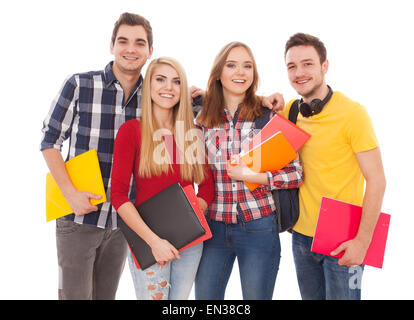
[242, 113, 311, 154]
[311, 197, 390, 268]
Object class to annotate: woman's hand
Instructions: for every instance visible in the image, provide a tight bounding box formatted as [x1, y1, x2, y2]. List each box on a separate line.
[226, 154, 249, 181]
[149, 237, 180, 267]
[226, 154, 268, 185]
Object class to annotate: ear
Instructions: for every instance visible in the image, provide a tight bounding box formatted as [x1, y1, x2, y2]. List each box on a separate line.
[148, 46, 154, 60]
[322, 59, 329, 75]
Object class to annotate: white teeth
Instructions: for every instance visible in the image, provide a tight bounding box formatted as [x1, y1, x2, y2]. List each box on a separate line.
[160, 94, 173, 98]
[124, 56, 138, 60]
[296, 79, 309, 84]
[233, 80, 245, 83]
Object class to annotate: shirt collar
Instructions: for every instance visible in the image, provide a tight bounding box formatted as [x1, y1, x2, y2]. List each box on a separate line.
[103, 61, 143, 90]
[223, 104, 244, 122]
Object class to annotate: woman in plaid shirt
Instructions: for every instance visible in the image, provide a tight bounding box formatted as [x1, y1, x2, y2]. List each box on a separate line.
[194, 42, 304, 300]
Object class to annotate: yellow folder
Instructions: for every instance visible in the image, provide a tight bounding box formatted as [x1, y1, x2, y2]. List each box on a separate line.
[45, 149, 107, 222]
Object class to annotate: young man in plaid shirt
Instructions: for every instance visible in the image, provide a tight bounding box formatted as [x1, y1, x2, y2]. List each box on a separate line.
[40, 13, 154, 300]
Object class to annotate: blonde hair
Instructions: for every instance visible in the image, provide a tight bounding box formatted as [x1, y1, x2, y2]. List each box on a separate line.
[139, 57, 206, 184]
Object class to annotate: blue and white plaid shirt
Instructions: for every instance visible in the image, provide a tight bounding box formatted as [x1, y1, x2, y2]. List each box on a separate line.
[41, 62, 142, 229]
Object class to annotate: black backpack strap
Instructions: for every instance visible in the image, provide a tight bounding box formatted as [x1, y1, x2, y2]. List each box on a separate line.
[254, 107, 273, 130]
[288, 100, 300, 124]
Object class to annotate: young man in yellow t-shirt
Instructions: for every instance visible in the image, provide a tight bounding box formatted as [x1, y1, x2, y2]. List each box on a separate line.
[282, 33, 386, 300]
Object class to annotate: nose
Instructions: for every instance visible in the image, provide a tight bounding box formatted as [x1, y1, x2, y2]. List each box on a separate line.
[235, 65, 245, 75]
[294, 65, 305, 78]
[164, 79, 173, 91]
[126, 43, 136, 53]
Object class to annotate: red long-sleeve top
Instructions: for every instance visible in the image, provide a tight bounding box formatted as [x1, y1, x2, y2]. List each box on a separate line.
[111, 119, 215, 211]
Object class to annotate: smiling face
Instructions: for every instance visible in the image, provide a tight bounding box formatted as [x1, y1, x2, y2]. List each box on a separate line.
[110, 24, 153, 76]
[150, 64, 181, 112]
[219, 46, 254, 102]
[285, 45, 329, 101]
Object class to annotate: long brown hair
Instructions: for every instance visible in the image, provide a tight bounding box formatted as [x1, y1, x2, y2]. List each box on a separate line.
[198, 42, 263, 128]
[139, 57, 206, 184]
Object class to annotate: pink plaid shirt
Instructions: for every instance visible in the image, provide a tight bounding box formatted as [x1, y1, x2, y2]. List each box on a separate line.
[197, 107, 304, 224]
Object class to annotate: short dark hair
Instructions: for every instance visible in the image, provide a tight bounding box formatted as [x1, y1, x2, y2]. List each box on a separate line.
[111, 12, 153, 48]
[284, 33, 327, 63]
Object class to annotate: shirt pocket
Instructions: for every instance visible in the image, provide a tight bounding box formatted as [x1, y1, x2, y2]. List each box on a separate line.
[205, 128, 228, 164]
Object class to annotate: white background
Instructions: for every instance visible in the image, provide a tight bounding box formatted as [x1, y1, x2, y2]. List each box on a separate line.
[0, 0, 413, 299]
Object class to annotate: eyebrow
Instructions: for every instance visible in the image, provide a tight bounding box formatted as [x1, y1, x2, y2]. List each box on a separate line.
[154, 74, 180, 80]
[116, 36, 147, 43]
[287, 58, 314, 65]
[286, 58, 314, 66]
[225, 59, 253, 64]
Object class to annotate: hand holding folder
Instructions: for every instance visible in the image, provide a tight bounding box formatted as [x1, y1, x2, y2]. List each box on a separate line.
[45, 149, 107, 222]
[120, 183, 212, 270]
[240, 131, 297, 191]
[239, 113, 310, 191]
[311, 197, 391, 268]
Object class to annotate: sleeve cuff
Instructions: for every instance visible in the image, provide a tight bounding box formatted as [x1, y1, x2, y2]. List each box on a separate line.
[40, 143, 62, 152]
[266, 171, 275, 191]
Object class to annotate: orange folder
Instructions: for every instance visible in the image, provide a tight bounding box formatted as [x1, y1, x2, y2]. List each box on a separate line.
[311, 197, 391, 269]
[45, 149, 107, 222]
[130, 185, 212, 269]
[240, 131, 297, 191]
[242, 113, 311, 154]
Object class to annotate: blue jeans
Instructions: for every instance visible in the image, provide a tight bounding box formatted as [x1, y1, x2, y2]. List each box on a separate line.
[195, 214, 280, 300]
[292, 231, 364, 300]
[127, 242, 203, 300]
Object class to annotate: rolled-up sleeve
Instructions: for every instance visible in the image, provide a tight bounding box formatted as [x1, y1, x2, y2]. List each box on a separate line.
[267, 158, 304, 190]
[40, 75, 79, 151]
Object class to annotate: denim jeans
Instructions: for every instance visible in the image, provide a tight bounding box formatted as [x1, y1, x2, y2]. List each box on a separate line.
[127, 242, 203, 300]
[292, 231, 364, 300]
[195, 214, 280, 300]
[56, 219, 128, 300]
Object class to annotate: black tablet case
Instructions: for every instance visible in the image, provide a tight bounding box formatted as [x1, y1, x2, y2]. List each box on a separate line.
[118, 182, 206, 270]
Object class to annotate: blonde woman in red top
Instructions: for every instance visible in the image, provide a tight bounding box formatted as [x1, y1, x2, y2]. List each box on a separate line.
[111, 57, 214, 300]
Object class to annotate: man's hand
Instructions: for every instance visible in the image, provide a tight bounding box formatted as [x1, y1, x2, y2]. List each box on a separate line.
[65, 190, 101, 216]
[330, 238, 369, 267]
[42, 148, 101, 217]
[261, 92, 285, 111]
[330, 147, 386, 267]
[190, 86, 205, 101]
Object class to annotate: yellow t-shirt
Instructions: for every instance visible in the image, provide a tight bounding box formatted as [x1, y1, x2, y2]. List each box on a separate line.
[281, 91, 378, 237]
